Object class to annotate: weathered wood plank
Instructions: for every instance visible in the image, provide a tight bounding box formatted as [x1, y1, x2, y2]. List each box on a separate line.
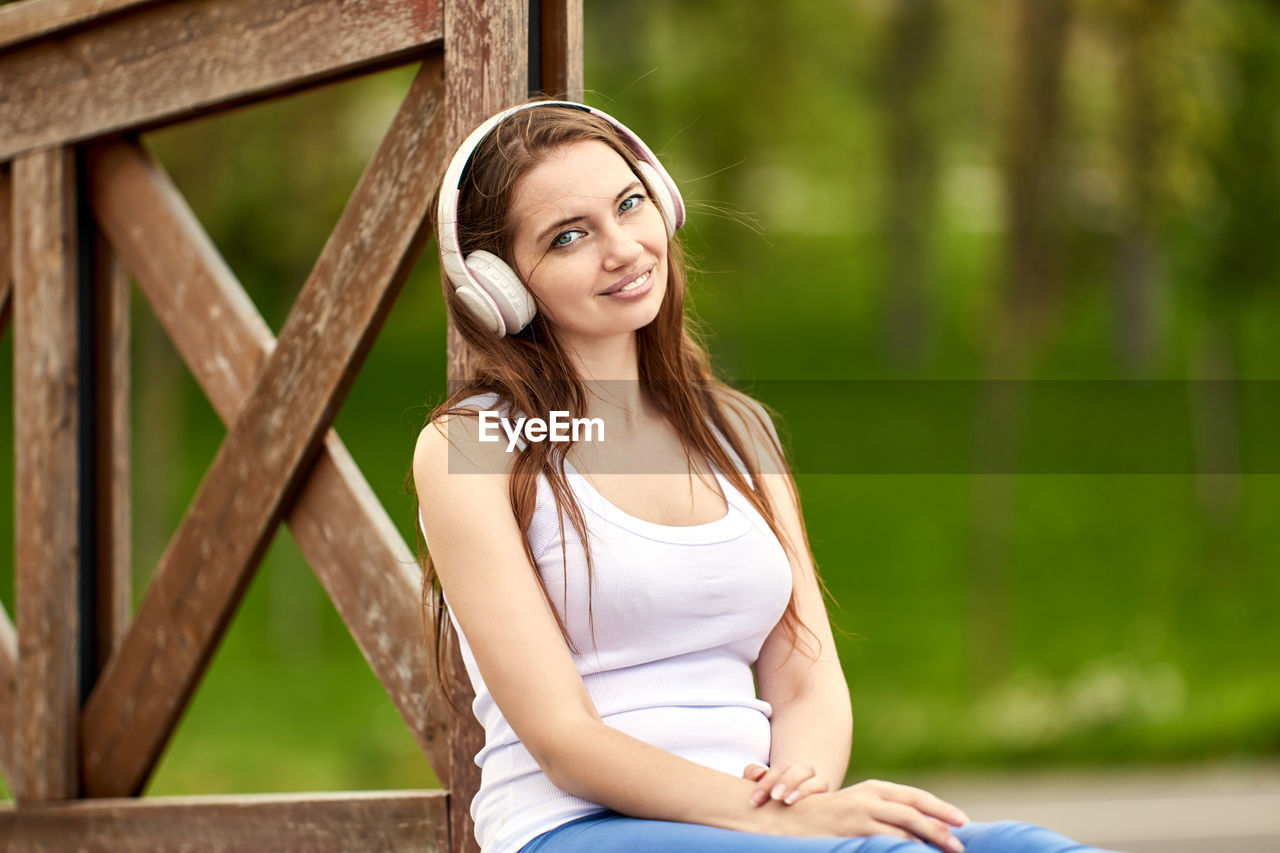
[444, 0, 527, 392]
[81, 56, 447, 798]
[443, 3, 527, 849]
[0, 0, 163, 51]
[540, 0, 584, 102]
[85, 140, 274, 421]
[0, 0, 443, 160]
[86, 115, 452, 786]
[93, 225, 131, 668]
[289, 431, 454, 784]
[0, 789, 450, 851]
[0, 163, 11, 332]
[445, 637, 485, 853]
[12, 146, 81, 801]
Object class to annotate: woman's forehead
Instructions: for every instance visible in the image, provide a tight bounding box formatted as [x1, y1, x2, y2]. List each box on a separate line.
[509, 140, 636, 234]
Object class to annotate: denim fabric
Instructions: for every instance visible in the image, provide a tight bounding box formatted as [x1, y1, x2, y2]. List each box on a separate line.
[519, 810, 1122, 853]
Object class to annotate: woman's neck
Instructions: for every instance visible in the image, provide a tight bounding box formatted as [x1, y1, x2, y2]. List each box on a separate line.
[564, 333, 652, 432]
[565, 331, 641, 383]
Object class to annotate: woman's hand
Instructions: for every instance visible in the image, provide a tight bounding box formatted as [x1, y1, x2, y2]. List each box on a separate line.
[783, 779, 970, 852]
[742, 763, 829, 806]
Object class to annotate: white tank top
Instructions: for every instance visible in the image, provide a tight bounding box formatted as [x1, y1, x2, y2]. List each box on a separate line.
[424, 393, 794, 853]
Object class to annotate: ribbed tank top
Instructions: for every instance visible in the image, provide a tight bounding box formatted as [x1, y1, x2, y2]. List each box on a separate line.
[422, 393, 793, 853]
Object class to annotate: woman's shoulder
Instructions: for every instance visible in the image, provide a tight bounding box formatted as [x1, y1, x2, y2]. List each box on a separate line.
[710, 385, 787, 476]
[413, 390, 521, 486]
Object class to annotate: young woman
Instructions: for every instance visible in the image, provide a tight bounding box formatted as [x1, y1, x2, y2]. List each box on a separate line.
[413, 102, 1117, 853]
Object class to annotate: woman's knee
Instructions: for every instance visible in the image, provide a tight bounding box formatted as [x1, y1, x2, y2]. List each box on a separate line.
[955, 819, 1093, 852]
[838, 835, 938, 853]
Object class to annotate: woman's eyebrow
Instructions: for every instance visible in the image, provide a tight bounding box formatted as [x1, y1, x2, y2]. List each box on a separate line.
[534, 181, 643, 244]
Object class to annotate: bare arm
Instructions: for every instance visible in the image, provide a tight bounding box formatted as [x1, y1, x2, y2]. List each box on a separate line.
[722, 394, 852, 792]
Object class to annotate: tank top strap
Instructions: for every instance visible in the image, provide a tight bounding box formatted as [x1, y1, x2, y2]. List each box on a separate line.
[709, 423, 755, 491]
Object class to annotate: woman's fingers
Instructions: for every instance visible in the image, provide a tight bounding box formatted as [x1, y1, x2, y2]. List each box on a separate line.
[782, 776, 831, 805]
[742, 763, 768, 782]
[871, 801, 965, 853]
[876, 781, 970, 826]
[862, 822, 916, 842]
[745, 764, 821, 806]
[768, 765, 820, 803]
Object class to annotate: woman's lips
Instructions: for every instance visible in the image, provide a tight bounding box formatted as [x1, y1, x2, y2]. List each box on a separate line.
[600, 266, 653, 296]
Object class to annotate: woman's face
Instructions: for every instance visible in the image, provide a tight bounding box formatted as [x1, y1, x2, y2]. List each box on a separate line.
[508, 139, 669, 351]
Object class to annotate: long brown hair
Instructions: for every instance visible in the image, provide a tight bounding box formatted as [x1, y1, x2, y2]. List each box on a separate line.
[417, 102, 824, 709]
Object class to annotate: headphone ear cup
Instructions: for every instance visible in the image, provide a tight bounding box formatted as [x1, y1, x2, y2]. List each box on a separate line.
[464, 249, 537, 335]
[637, 161, 678, 239]
[453, 282, 506, 336]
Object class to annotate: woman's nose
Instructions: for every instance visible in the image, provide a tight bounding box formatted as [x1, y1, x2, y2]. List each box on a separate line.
[600, 222, 643, 270]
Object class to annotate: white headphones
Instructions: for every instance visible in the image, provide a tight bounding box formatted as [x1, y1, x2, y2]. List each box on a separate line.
[436, 101, 686, 337]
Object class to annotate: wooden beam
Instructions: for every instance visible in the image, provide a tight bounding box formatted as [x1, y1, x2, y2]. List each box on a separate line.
[0, 789, 450, 851]
[288, 431, 454, 784]
[12, 146, 81, 801]
[1, 163, 11, 333]
[85, 139, 275, 422]
[443, 0, 527, 391]
[0, 0, 163, 51]
[443, 3, 527, 849]
[540, 0, 584, 102]
[93, 225, 132, 669]
[85, 110, 451, 785]
[0, 162, 14, 782]
[0, 0, 443, 160]
[81, 56, 447, 798]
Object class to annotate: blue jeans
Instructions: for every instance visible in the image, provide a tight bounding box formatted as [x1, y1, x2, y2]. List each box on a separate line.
[519, 810, 1122, 853]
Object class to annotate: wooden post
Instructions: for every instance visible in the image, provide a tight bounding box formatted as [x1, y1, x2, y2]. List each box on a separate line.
[0, 161, 15, 787]
[13, 146, 82, 801]
[539, 0, 583, 101]
[442, 2, 526, 849]
[440, 2, 581, 851]
[92, 223, 132, 670]
[1, 162, 12, 331]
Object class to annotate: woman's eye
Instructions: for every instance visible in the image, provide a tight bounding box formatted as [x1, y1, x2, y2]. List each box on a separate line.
[619, 193, 646, 214]
[552, 229, 585, 248]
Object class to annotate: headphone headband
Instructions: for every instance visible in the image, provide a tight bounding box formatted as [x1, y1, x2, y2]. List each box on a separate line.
[436, 101, 685, 337]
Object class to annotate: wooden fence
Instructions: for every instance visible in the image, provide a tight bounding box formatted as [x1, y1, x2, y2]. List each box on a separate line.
[0, 0, 582, 849]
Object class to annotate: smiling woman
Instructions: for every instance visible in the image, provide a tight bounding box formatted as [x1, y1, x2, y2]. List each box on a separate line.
[410, 102, 1119, 853]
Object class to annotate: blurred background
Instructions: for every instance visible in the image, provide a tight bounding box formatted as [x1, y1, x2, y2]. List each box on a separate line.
[1, 0, 1277, 803]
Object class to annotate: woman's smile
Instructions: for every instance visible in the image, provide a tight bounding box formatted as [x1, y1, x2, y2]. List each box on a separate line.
[600, 265, 654, 298]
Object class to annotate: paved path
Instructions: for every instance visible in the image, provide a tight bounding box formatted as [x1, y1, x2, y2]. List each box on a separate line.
[911, 762, 1280, 852]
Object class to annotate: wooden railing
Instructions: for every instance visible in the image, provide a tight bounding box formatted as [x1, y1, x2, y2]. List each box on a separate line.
[0, 0, 581, 849]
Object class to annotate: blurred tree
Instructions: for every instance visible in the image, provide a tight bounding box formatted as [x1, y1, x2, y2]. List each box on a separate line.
[1187, 0, 1280, 520]
[998, 0, 1074, 350]
[1109, 0, 1178, 374]
[971, 0, 1076, 686]
[872, 0, 944, 370]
